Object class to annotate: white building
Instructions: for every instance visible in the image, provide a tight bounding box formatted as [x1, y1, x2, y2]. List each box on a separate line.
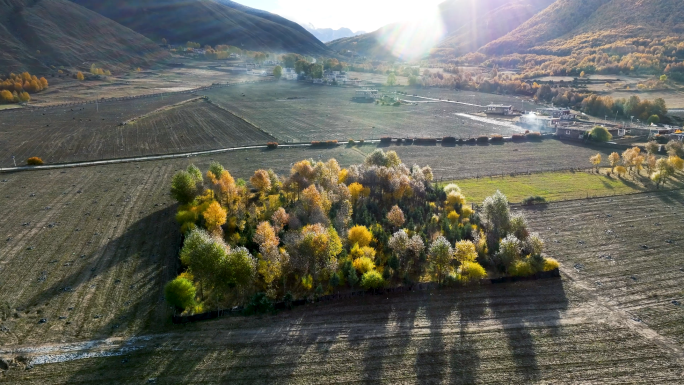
[485, 104, 513, 115]
[537, 107, 576, 120]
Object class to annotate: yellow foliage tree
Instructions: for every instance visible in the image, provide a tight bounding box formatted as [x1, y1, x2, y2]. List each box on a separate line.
[589, 153, 601, 172]
[615, 165, 627, 177]
[76, 72, 84, 81]
[0, 90, 13, 103]
[250, 169, 272, 195]
[348, 182, 369, 204]
[608, 152, 620, 171]
[348, 225, 373, 247]
[18, 92, 30, 103]
[454, 240, 478, 263]
[202, 201, 227, 235]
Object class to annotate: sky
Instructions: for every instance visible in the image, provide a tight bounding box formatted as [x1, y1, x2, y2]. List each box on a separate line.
[231, 0, 446, 32]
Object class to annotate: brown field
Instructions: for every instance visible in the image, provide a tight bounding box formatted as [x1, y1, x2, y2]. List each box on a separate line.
[526, 190, 684, 347]
[0, 97, 274, 165]
[203, 82, 533, 142]
[2, 146, 684, 382]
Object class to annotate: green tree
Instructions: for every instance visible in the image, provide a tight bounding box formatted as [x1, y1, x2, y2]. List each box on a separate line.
[208, 161, 224, 179]
[589, 126, 612, 142]
[647, 115, 660, 125]
[187, 164, 203, 184]
[360, 270, 384, 290]
[386, 72, 397, 86]
[273, 65, 282, 80]
[164, 277, 196, 311]
[215, 246, 257, 291]
[311, 64, 323, 79]
[171, 171, 198, 204]
[660, 74, 668, 82]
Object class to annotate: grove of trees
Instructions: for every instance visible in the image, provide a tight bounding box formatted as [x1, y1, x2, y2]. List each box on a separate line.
[166, 150, 558, 314]
[0, 72, 48, 103]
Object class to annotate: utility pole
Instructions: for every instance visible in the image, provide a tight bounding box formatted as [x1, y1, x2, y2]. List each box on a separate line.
[12, 156, 16, 167]
[631, 116, 634, 128]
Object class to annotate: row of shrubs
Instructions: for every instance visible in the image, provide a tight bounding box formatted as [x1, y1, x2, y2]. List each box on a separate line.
[310, 140, 339, 147]
[376, 133, 543, 145]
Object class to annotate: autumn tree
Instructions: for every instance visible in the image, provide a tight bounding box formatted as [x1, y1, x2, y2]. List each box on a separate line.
[454, 240, 478, 264]
[347, 225, 373, 247]
[76, 72, 84, 81]
[250, 169, 272, 196]
[645, 141, 659, 156]
[428, 236, 453, 285]
[0, 90, 13, 103]
[164, 276, 196, 312]
[254, 221, 286, 293]
[360, 270, 384, 290]
[666, 140, 684, 158]
[203, 201, 227, 235]
[608, 152, 620, 172]
[590, 153, 602, 172]
[386, 205, 405, 229]
[18, 92, 30, 103]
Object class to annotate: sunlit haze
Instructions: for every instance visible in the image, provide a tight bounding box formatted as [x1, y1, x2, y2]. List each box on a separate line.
[232, 0, 446, 33]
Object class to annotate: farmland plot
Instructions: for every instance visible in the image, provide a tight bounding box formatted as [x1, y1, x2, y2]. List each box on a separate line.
[4, 279, 684, 383]
[525, 190, 684, 347]
[0, 96, 273, 165]
[203, 82, 528, 142]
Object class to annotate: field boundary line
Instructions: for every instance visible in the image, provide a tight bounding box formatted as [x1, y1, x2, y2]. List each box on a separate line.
[203, 98, 277, 140]
[0, 141, 375, 173]
[121, 96, 206, 125]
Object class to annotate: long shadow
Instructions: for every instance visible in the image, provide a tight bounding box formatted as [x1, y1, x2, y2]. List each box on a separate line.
[485, 278, 568, 382]
[415, 290, 457, 383]
[450, 286, 488, 383]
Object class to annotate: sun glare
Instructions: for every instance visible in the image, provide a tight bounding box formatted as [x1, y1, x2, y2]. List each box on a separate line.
[375, 3, 446, 60]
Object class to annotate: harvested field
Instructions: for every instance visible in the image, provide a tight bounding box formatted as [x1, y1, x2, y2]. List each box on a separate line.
[525, 190, 684, 347]
[203, 82, 527, 142]
[4, 278, 684, 383]
[0, 97, 274, 165]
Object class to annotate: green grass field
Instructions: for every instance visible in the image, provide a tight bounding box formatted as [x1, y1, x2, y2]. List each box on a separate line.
[445, 169, 684, 203]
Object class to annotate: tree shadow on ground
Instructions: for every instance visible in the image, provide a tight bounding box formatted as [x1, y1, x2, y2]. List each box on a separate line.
[54, 278, 568, 383]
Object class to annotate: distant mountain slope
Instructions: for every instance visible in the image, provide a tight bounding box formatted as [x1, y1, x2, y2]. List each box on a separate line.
[482, 0, 684, 55]
[303, 24, 364, 43]
[71, 0, 328, 54]
[327, 0, 553, 59]
[0, 0, 166, 73]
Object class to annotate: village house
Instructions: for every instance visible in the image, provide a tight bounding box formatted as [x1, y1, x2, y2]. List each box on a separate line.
[536, 107, 576, 120]
[485, 104, 513, 115]
[354, 89, 379, 100]
[520, 113, 560, 130]
[556, 126, 626, 141]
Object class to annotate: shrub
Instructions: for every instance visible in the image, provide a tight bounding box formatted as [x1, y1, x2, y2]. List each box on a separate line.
[164, 277, 196, 311]
[380, 137, 392, 143]
[442, 136, 456, 144]
[359, 139, 365, 144]
[476, 136, 489, 143]
[508, 259, 536, 277]
[466, 138, 476, 144]
[525, 132, 542, 140]
[360, 270, 384, 289]
[458, 261, 487, 282]
[403, 138, 413, 144]
[512, 134, 526, 141]
[243, 292, 274, 315]
[589, 126, 612, 142]
[348, 139, 355, 145]
[414, 138, 437, 145]
[521, 196, 547, 206]
[266, 142, 278, 149]
[396, 138, 403, 143]
[543, 257, 560, 272]
[490, 135, 504, 143]
[27, 157, 43, 165]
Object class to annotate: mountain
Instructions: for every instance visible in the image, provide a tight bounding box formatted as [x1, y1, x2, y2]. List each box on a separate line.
[70, 0, 329, 54]
[303, 24, 365, 43]
[327, 0, 554, 60]
[482, 0, 684, 55]
[0, 0, 166, 73]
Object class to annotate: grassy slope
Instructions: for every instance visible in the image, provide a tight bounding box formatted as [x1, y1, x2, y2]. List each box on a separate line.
[448, 169, 684, 203]
[71, 0, 328, 54]
[0, 0, 166, 73]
